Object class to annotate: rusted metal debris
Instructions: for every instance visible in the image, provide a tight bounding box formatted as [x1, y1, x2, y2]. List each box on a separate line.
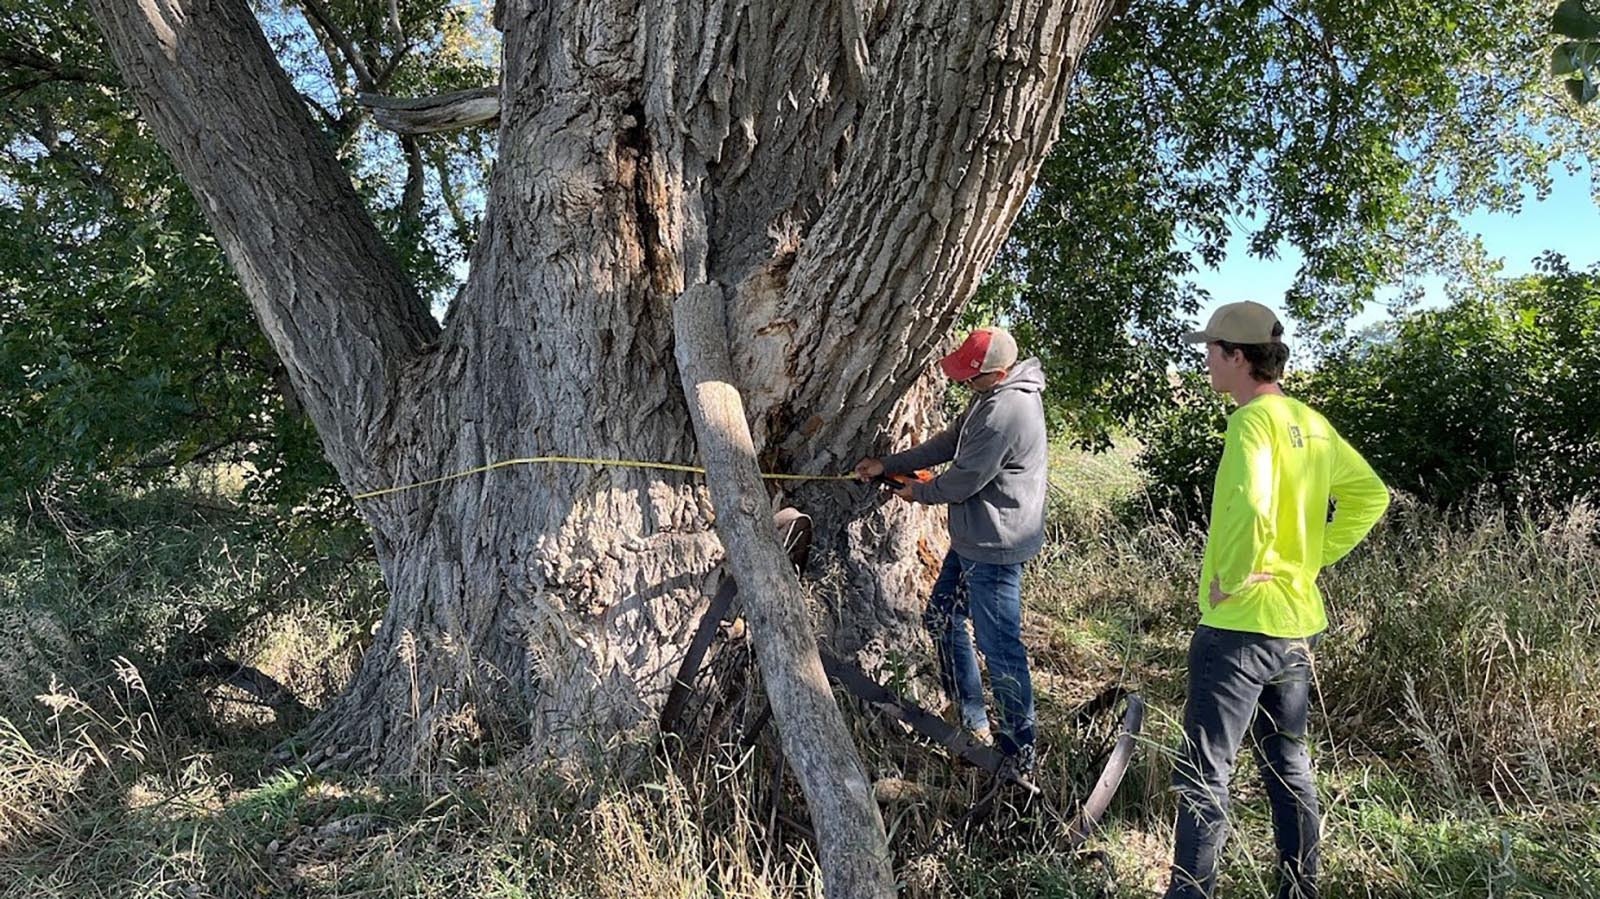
[661, 506, 1145, 850]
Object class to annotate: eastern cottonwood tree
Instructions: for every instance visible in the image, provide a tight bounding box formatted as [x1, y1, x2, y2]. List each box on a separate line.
[84, 0, 1123, 785]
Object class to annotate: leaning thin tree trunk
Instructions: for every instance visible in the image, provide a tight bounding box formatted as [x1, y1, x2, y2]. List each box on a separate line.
[674, 282, 894, 899]
[88, 0, 1125, 777]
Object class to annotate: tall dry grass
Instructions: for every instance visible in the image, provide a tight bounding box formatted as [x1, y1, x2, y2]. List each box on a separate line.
[2, 469, 1597, 898]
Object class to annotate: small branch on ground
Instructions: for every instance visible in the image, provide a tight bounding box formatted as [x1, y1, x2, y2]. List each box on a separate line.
[188, 656, 312, 725]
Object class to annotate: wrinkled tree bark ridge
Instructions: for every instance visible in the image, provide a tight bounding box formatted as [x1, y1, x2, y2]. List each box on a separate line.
[87, 0, 1122, 777]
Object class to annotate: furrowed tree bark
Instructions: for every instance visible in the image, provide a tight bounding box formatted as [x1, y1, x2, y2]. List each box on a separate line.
[88, 0, 1123, 777]
[86, 0, 437, 499]
[673, 282, 893, 899]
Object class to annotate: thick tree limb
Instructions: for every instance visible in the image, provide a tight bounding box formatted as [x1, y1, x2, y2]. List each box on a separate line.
[750, 0, 1125, 471]
[86, 0, 439, 496]
[673, 283, 895, 899]
[358, 87, 500, 135]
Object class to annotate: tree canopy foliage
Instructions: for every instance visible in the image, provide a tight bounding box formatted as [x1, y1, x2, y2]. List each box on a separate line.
[1553, 0, 1600, 104]
[988, 0, 1597, 447]
[0, 0, 491, 505]
[1137, 257, 1600, 519]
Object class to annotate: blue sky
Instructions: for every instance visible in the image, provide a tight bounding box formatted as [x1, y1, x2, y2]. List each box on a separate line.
[1188, 161, 1600, 332]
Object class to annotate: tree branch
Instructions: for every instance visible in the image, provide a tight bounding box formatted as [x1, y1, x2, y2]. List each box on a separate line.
[0, 45, 113, 89]
[297, 0, 378, 88]
[400, 136, 425, 225]
[386, 0, 405, 42]
[430, 145, 470, 235]
[370, 42, 413, 88]
[295, 0, 408, 140]
[7, 107, 123, 207]
[358, 86, 500, 135]
[129, 431, 268, 471]
[87, 0, 440, 495]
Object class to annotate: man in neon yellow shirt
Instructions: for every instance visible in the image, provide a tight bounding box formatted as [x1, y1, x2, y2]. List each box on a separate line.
[1163, 302, 1389, 899]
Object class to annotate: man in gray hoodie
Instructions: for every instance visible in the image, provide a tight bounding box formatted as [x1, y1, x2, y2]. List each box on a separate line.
[854, 327, 1049, 772]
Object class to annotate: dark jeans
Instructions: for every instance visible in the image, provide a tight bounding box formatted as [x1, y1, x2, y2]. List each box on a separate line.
[1166, 625, 1322, 899]
[923, 550, 1036, 756]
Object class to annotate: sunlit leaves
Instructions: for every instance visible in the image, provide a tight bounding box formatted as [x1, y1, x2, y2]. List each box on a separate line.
[987, 0, 1593, 448]
[1552, 1, 1600, 104]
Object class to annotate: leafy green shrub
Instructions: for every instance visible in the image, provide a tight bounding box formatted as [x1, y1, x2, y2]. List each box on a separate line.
[1300, 260, 1600, 510]
[1127, 372, 1228, 527]
[1133, 259, 1600, 518]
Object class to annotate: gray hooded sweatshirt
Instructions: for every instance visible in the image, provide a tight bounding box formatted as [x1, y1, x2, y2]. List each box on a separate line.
[882, 358, 1049, 565]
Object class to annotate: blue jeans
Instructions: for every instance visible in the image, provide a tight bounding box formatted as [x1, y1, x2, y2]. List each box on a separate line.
[1166, 625, 1322, 899]
[923, 550, 1036, 757]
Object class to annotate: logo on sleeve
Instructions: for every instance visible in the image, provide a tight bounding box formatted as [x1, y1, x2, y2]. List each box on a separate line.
[1288, 425, 1305, 448]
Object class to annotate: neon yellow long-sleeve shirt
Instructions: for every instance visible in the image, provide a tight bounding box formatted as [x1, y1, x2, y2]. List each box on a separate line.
[1198, 393, 1390, 638]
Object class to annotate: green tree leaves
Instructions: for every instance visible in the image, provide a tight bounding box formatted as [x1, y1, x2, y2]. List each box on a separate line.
[5, 1, 1596, 505]
[1302, 257, 1600, 508]
[1552, 1, 1600, 103]
[992, 0, 1594, 449]
[1134, 260, 1600, 517]
[0, 1, 491, 508]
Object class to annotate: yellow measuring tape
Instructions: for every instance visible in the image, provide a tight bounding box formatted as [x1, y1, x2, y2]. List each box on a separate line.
[352, 455, 858, 501]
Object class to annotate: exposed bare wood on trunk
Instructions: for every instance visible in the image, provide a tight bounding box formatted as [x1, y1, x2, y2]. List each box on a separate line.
[674, 283, 894, 899]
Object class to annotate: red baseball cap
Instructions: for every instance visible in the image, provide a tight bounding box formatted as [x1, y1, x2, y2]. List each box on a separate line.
[940, 328, 1018, 382]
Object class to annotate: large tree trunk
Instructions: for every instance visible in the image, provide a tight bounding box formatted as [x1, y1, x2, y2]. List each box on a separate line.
[88, 0, 1121, 777]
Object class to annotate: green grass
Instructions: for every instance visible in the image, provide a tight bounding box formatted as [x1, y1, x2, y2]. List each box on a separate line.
[2, 453, 1597, 898]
